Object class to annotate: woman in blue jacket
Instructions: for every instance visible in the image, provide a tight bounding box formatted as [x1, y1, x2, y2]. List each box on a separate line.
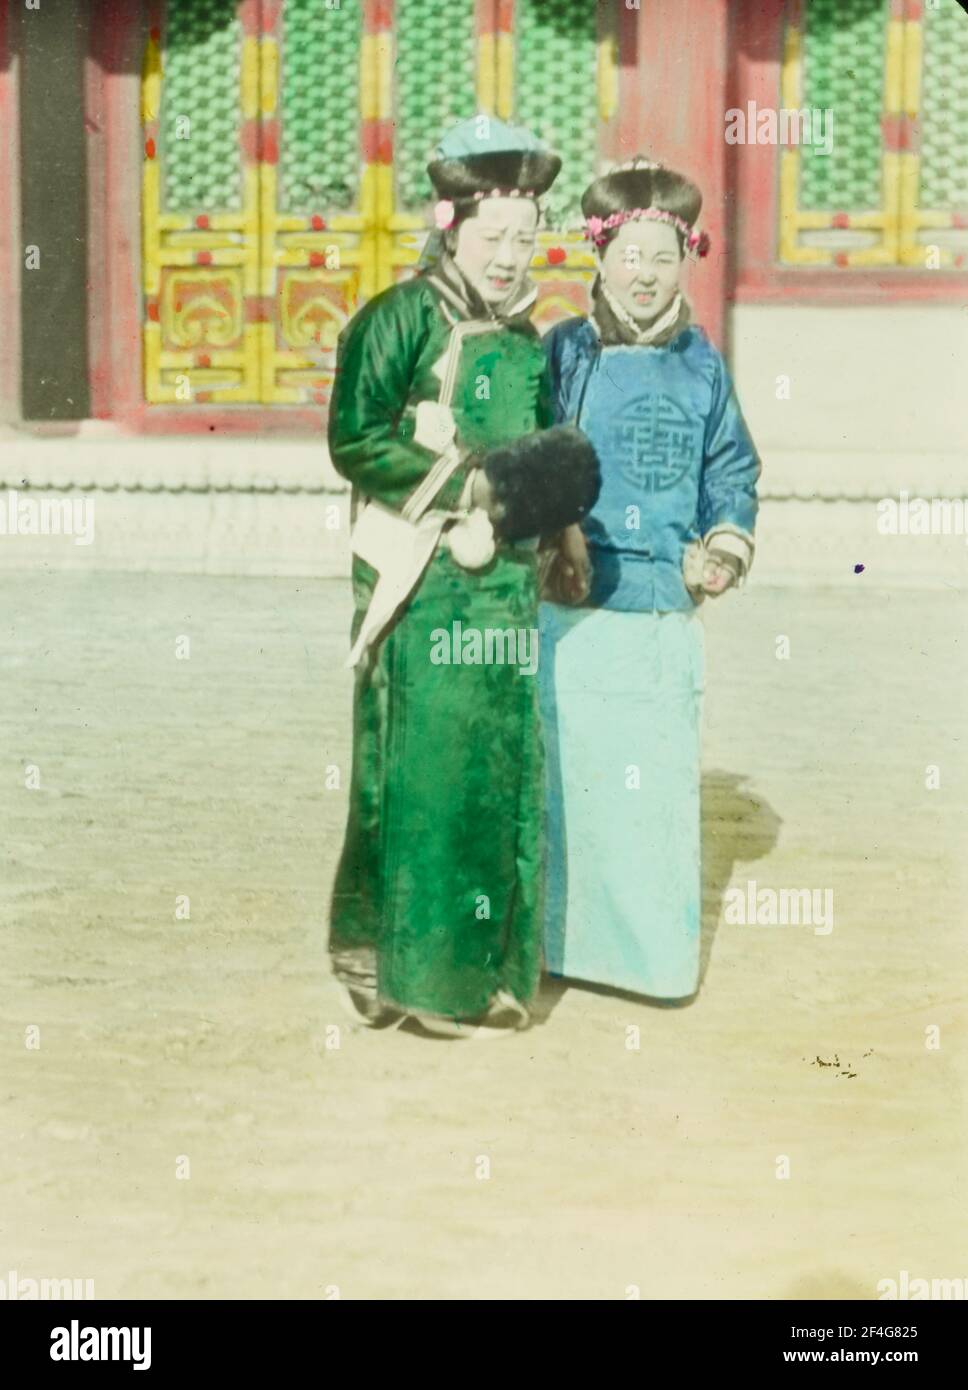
[539, 157, 760, 1000]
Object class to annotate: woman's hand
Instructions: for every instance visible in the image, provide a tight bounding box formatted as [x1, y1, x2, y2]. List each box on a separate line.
[539, 524, 591, 605]
[701, 549, 742, 597]
[558, 524, 591, 602]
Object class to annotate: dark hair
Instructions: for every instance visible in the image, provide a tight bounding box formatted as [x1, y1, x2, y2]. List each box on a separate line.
[582, 163, 702, 256]
[428, 149, 561, 200]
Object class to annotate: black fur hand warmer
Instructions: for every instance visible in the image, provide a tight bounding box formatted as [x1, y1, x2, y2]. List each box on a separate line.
[479, 425, 601, 541]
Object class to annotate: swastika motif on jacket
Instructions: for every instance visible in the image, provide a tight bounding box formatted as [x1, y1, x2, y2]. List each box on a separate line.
[608, 393, 701, 493]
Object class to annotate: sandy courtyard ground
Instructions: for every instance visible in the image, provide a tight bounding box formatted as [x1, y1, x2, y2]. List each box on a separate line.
[2, 571, 966, 1300]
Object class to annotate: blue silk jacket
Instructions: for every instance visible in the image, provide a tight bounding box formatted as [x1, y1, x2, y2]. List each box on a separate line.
[544, 316, 761, 612]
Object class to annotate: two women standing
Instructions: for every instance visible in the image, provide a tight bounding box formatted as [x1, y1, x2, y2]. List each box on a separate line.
[327, 128, 760, 1031]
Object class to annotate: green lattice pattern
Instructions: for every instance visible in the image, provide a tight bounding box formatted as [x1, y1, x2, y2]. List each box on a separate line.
[395, 0, 478, 211]
[514, 0, 597, 229]
[281, 0, 362, 212]
[162, 0, 242, 213]
[800, 0, 888, 211]
[919, 0, 968, 210]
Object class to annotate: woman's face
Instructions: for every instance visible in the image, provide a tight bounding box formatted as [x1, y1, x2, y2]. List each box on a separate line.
[452, 197, 539, 306]
[599, 218, 682, 325]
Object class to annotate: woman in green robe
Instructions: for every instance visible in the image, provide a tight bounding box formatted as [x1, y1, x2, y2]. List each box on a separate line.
[327, 118, 595, 1036]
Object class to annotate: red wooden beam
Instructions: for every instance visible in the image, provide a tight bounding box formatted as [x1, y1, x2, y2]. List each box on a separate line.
[86, 0, 144, 421]
[735, 268, 968, 304]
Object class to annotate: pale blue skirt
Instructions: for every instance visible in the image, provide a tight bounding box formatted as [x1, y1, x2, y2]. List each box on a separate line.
[538, 603, 704, 998]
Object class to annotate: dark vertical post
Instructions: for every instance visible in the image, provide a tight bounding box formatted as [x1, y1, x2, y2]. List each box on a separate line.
[18, 0, 90, 420]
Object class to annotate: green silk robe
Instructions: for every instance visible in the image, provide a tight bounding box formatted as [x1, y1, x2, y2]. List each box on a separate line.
[328, 271, 554, 1019]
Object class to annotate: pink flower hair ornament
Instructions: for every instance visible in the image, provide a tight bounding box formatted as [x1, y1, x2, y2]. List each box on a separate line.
[583, 207, 711, 258]
[434, 199, 456, 230]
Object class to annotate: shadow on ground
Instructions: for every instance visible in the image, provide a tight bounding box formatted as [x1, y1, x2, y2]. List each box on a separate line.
[533, 770, 782, 1022]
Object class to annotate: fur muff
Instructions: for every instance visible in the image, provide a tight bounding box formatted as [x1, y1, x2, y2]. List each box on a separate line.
[480, 425, 601, 541]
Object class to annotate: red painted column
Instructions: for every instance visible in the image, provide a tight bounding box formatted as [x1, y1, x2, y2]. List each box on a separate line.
[86, 0, 144, 422]
[731, 0, 785, 295]
[628, 0, 731, 349]
[615, 0, 643, 163]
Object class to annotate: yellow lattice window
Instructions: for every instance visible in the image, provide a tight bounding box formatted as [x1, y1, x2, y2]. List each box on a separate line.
[780, 0, 968, 269]
[142, 0, 369, 408]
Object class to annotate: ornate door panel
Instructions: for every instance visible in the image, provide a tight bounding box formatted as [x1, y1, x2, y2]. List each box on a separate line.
[262, 0, 366, 404]
[897, 0, 968, 268]
[384, 0, 500, 287]
[779, 0, 968, 268]
[506, 0, 618, 330]
[141, 0, 621, 414]
[143, 0, 369, 407]
[143, 0, 261, 403]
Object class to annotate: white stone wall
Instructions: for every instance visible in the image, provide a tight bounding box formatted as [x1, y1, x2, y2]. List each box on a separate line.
[730, 303, 968, 496]
[730, 304, 968, 588]
[1, 303, 965, 586]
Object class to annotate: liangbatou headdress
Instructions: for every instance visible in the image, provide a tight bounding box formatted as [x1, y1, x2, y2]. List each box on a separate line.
[581, 156, 711, 258]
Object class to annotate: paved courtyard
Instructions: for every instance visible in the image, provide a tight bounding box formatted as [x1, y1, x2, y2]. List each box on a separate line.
[2, 571, 966, 1299]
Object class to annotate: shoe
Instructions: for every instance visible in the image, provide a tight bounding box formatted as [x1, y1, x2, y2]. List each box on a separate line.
[409, 1013, 469, 1039]
[334, 981, 404, 1029]
[410, 991, 531, 1041]
[473, 990, 531, 1035]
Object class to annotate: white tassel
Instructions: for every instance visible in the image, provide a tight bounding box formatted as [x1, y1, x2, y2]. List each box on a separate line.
[447, 508, 496, 570]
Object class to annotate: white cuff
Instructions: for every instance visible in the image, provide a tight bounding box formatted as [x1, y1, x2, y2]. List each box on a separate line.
[703, 524, 755, 580]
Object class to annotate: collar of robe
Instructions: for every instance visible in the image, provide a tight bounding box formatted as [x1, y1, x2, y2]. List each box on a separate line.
[591, 276, 692, 347]
[426, 252, 539, 328]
